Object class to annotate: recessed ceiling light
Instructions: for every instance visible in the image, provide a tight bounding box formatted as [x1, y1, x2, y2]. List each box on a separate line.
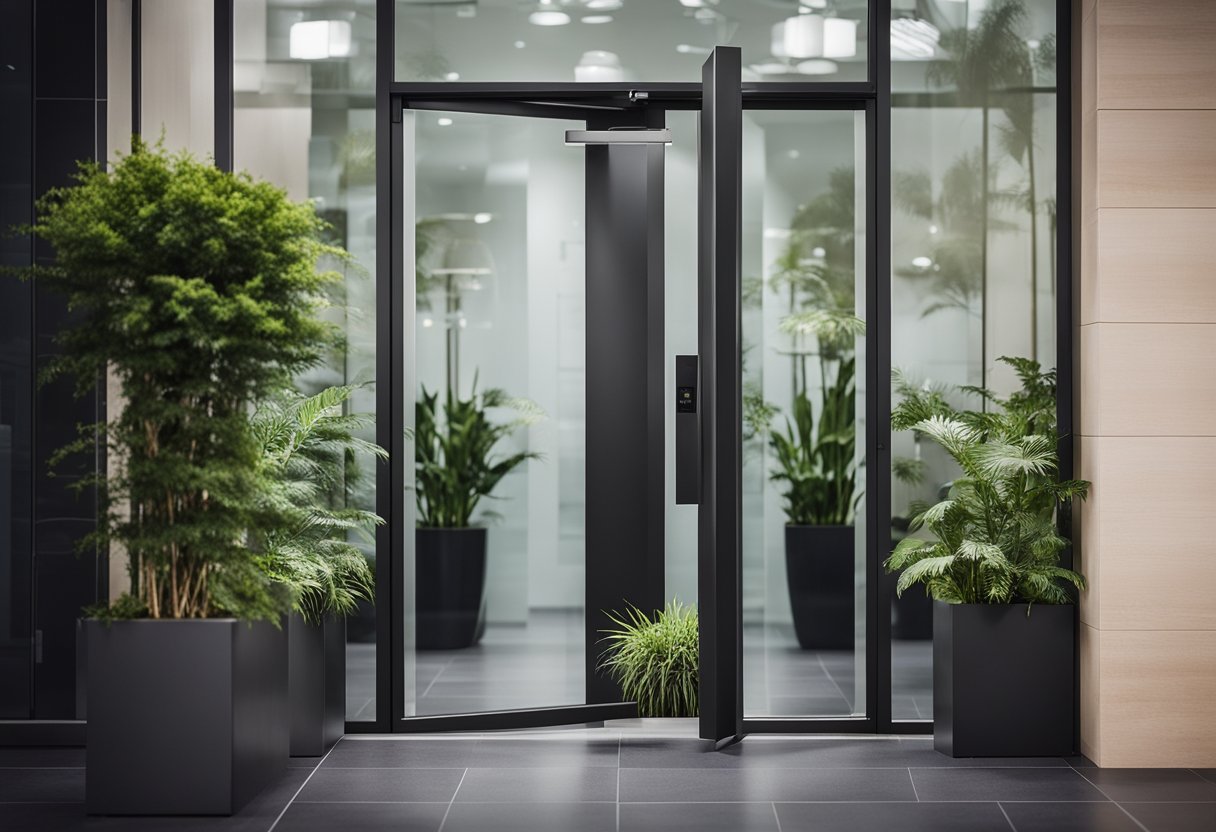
[437, 117, 453, 126]
[676, 43, 711, 54]
[812, 246, 827, 257]
[514, 40, 527, 48]
[912, 256, 933, 269]
[474, 213, 493, 224]
[444, 71, 461, 80]
[797, 59, 837, 75]
[788, 149, 801, 159]
[582, 15, 613, 23]
[289, 20, 352, 60]
[530, 10, 571, 25]
[586, 0, 623, 9]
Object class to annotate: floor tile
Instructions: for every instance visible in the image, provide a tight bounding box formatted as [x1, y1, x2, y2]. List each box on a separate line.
[619, 766, 916, 802]
[469, 738, 619, 768]
[274, 801, 447, 832]
[321, 738, 477, 769]
[777, 801, 1011, 832]
[910, 768, 1108, 802]
[1077, 769, 1216, 803]
[0, 769, 85, 803]
[0, 803, 84, 832]
[0, 749, 85, 768]
[1001, 801, 1143, 832]
[620, 801, 780, 832]
[453, 767, 617, 803]
[442, 801, 617, 832]
[1121, 801, 1216, 832]
[295, 767, 464, 803]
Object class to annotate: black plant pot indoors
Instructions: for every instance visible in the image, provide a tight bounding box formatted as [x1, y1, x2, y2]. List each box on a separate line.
[86, 619, 288, 816]
[784, 525, 854, 650]
[288, 613, 345, 757]
[933, 601, 1075, 757]
[416, 527, 488, 650]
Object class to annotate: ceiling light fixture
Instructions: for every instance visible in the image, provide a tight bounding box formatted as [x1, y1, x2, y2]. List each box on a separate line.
[437, 117, 453, 126]
[530, 1, 571, 26]
[574, 50, 625, 82]
[823, 18, 857, 58]
[289, 20, 352, 60]
[797, 58, 837, 75]
[582, 14, 613, 23]
[586, 0, 623, 9]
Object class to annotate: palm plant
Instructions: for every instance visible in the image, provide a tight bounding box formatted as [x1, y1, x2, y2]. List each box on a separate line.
[599, 600, 698, 718]
[885, 358, 1088, 604]
[253, 385, 384, 623]
[414, 383, 543, 528]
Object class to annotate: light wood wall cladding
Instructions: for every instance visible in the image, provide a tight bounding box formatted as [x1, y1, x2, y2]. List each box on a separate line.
[140, 0, 214, 157]
[1096, 630, 1216, 768]
[1088, 210, 1216, 324]
[1096, 0, 1216, 111]
[1096, 111, 1216, 208]
[1080, 0, 1216, 767]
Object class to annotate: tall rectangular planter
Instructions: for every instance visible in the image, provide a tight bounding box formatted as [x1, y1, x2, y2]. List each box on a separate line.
[933, 602, 1075, 757]
[288, 612, 345, 757]
[86, 619, 288, 816]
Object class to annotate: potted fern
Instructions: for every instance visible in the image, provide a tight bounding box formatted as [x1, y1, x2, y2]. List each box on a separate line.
[885, 358, 1088, 756]
[761, 240, 865, 650]
[254, 385, 383, 757]
[414, 383, 541, 649]
[15, 142, 342, 815]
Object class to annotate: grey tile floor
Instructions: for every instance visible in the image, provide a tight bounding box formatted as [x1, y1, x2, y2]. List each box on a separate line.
[4, 724, 1214, 832]
[345, 610, 934, 721]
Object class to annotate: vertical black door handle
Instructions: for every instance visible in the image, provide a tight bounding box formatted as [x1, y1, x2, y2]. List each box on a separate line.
[676, 355, 700, 504]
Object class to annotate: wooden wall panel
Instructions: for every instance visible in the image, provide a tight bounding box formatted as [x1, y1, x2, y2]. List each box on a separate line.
[1098, 630, 1216, 768]
[1096, 0, 1216, 111]
[1097, 111, 1216, 208]
[1082, 437, 1216, 631]
[1079, 624, 1101, 764]
[1077, 437, 1101, 629]
[1094, 209, 1216, 324]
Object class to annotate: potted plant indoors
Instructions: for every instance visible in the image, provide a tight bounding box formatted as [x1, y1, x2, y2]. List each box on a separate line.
[885, 357, 1088, 757]
[253, 385, 383, 757]
[599, 600, 698, 718]
[414, 383, 541, 649]
[20, 142, 343, 815]
[761, 235, 865, 650]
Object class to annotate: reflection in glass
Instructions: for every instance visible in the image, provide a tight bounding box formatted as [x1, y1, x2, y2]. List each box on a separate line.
[890, 0, 1058, 721]
[407, 112, 586, 716]
[396, 0, 869, 83]
[742, 110, 867, 718]
[233, 0, 379, 720]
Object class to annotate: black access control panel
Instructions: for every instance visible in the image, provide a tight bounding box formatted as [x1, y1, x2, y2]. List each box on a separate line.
[676, 355, 700, 504]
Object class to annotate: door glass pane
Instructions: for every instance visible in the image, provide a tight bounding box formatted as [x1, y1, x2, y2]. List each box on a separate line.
[742, 110, 867, 719]
[404, 110, 586, 716]
[890, 0, 1058, 722]
[396, 1, 869, 84]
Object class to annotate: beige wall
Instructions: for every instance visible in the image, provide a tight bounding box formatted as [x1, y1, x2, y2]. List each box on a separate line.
[1079, 0, 1216, 768]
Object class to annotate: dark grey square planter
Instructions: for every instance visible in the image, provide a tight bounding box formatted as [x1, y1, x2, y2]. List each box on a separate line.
[933, 601, 1075, 757]
[86, 619, 288, 816]
[288, 612, 345, 757]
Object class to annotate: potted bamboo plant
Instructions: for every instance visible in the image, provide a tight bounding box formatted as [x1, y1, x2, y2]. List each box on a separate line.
[414, 383, 541, 649]
[886, 357, 1088, 756]
[20, 142, 342, 815]
[253, 384, 383, 757]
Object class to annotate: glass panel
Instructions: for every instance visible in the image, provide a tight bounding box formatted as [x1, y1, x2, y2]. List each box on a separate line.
[890, 0, 1058, 721]
[405, 110, 586, 716]
[396, 1, 869, 84]
[232, 0, 379, 721]
[742, 110, 867, 719]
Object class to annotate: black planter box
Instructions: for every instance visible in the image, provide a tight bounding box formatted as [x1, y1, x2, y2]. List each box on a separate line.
[933, 602, 1075, 757]
[785, 525, 854, 649]
[86, 619, 288, 816]
[288, 613, 345, 757]
[416, 527, 488, 650]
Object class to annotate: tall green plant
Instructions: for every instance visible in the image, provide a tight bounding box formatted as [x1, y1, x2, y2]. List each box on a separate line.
[885, 358, 1088, 604]
[253, 385, 384, 624]
[15, 141, 341, 621]
[414, 383, 542, 528]
[599, 600, 698, 718]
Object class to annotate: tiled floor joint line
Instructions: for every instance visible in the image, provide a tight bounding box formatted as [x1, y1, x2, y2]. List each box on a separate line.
[436, 767, 469, 832]
[265, 742, 336, 832]
[996, 802, 1018, 832]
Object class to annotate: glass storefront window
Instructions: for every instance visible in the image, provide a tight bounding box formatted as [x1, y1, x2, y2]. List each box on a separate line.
[233, 0, 379, 721]
[396, 0, 869, 84]
[889, 0, 1058, 721]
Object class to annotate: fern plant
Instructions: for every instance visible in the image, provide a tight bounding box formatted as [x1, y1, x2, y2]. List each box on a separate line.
[414, 383, 543, 528]
[599, 600, 698, 718]
[253, 385, 385, 623]
[885, 357, 1088, 605]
